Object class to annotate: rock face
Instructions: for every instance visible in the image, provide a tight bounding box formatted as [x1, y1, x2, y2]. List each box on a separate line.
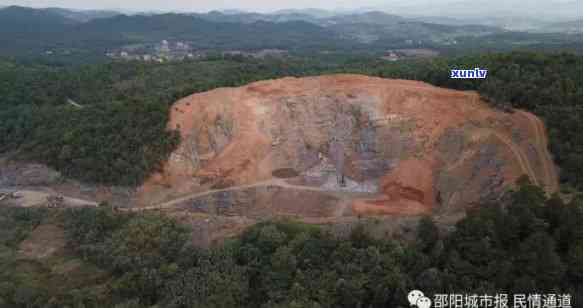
[138, 75, 558, 219]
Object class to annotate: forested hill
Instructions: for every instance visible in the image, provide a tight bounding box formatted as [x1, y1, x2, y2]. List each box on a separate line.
[0, 6, 77, 29]
[1, 52, 583, 191]
[76, 15, 338, 50]
[3, 6, 583, 61]
[0, 58, 332, 186]
[0, 6, 345, 57]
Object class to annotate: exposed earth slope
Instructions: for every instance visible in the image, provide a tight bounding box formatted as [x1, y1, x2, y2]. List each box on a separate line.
[137, 75, 558, 219]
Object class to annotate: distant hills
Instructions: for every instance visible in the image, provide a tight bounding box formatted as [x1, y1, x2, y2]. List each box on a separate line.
[382, 0, 583, 31]
[0, 5, 118, 25]
[0, 6, 76, 29]
[45, 7, 120, 22]
[0, 6, 343, 55]
[77, 14, 339, 50]
[544, 19, 583, 33]
[189, 9, 500, 44]
[0, 5, 500, 58]
[382, 0, 583, 21]
[0, 5, 581, 60]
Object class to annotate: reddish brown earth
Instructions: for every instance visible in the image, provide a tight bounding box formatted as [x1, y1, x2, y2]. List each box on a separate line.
[136, 74, 558, 220]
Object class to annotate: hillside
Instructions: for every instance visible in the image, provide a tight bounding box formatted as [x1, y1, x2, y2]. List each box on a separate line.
[138, 75, 557, 221]
[75, 14, 335, 45]
[0, 67, 580, 308]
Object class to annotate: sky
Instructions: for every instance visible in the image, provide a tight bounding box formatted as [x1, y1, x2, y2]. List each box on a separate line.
[0, 0, 437, 13]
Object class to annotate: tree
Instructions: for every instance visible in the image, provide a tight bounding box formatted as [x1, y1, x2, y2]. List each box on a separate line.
[165, 248, 248, 308]
[567, 244, 583, 282]
[105, 215, 188, 271]
[417, 216, 439, 253]
[515, 232, 565, 291]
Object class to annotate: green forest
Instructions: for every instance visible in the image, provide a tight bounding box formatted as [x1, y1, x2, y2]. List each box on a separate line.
[0, 57, 328, 185]
[0, 180, 581, 307]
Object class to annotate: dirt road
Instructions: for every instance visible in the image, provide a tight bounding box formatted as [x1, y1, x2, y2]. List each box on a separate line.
[517, 110, 559, 193]
[491, 130, 540, 187]
[446, 128, 540, 186]
[132, 178, 370, 212]
[0, 189, 98, 208]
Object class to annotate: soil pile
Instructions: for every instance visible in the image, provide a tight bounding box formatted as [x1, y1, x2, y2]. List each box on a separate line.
[138, 75, 558, 218]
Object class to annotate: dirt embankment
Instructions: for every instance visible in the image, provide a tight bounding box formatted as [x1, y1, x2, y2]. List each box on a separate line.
[2, 75, 558, 223]
[136, 74, 558, 219]
[517, 110, 559, 192]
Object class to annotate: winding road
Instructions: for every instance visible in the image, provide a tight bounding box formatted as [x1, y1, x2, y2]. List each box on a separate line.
[517, 110, 559, 193]
[130, 178, 369, 212]
[445, 128, 540, 187]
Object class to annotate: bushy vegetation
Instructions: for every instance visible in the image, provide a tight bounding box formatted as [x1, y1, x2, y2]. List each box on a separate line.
[0, 57, 332, 186]
[0, 207, 112, 307]
[0, 207, 47, 249]
[1, 180, 581, 307]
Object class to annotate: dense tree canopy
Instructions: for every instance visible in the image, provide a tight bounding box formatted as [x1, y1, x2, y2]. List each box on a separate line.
[1, 179, 581, 307]
[0, 57, 333, 185]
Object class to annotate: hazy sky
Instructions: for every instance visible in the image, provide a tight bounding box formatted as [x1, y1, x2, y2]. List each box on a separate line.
[0, 0, 435, 12]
